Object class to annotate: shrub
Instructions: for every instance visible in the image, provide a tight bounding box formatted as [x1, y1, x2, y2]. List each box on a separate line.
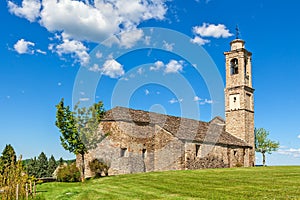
[235, 162, 243, 167]
[56, 163, 80, 182]
[89, 159, 110, 178]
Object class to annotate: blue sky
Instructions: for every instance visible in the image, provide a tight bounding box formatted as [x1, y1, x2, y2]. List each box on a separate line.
[1, 0, 299, 165]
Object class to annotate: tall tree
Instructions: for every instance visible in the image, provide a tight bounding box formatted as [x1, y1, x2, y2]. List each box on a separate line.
[37, 152, 49, 178]
[55, 98, 107, 181]
[48, 155, 57, 177]
[255, 128, 279, 166]
[0, 144, 17, 174]
[26, 157, 38, 177]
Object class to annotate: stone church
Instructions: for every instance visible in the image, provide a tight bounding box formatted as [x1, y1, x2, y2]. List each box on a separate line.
[77, 38, 255, 177]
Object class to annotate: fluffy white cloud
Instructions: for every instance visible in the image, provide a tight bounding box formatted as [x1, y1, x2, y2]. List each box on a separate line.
[190, 36, 210, 45]
[54, 39, 89, 65]
[165, 60, 184, 73]
[193, 23, 233, 38]
[119, 29, 144, 48]
[8, 0, 167, 64]
[100, 59, 124, 78]
[163, 40, 174, 51]
[169, 98, 183, 104]
[150, 61, 164, 71]
[191, 23, 233, 45]
[150, 60, 184, 74]
[298, 135, 300, 139]
[278, 148, 300, 158]
[8, 0, 41, 22]
[89, 60, 124, 78]
[14, 39, 35, 54]
[193, 96, 202, 102]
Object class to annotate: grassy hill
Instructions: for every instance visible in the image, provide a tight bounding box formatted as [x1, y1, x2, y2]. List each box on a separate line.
[37, 166, 300, 200]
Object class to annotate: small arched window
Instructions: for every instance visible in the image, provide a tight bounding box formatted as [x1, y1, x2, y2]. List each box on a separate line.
[230, 58, 239, 75]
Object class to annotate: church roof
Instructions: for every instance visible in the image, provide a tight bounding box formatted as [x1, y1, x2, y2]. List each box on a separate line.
[103, 106, 251, 148]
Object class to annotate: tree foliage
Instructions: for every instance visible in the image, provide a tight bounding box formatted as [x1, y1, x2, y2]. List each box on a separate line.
[255, 128, 280, 166]
[0, 144, 16, 175]
[55, 98, 107, 181]
[36, 152, 48, 178]
[48, 155, 58, 177]
[89, 158, 110, 177]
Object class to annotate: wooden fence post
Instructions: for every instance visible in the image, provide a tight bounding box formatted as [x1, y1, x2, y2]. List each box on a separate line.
[26, 183, 29, 200]
[16, 184, 19, 200]
[34, 181, 36, 197]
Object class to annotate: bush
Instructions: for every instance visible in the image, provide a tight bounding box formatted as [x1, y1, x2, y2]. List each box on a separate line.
[56, 163, 80, 182]
[89, 159, 110, 178]
[235, 162, 243, 167]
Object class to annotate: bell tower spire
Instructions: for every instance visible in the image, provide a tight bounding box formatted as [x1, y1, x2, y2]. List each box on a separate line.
[224, 37, 255, 167]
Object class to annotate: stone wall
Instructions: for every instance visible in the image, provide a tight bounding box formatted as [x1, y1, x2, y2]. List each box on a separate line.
[81, 121, 185, 177]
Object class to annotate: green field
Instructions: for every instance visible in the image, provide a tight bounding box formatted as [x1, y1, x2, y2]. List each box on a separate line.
[36, 166, 300, 200]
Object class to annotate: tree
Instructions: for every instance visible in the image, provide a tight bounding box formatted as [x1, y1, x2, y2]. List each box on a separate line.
[48, 155, 58, 177]
[36, 152, 48, 178]
[26, 157, 38, 177]
[0, 144, 17, 174]
[55, 98, 107, 181]
[255, 128, 280, 166]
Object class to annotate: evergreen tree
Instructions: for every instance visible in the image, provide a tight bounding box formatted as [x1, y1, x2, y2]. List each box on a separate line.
[58, 157, 64, 166]
[36, 152, 48, 178]
[0, 144, 17, 174]
[48, 155, 57, 177]
[26, 157, 38, 177]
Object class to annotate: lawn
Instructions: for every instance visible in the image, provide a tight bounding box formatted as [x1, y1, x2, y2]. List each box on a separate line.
[37, 166, 300, 200]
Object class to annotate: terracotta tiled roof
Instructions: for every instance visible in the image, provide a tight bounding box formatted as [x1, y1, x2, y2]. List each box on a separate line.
[103, 106, 251, 147]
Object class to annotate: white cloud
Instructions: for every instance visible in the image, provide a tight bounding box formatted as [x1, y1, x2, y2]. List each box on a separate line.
[193, 23, 233, 38]
[89, 64, 101, 72]
[119, 29, 144, 48]
[193, 96, 202, 102]
[8, 0, 168, 64]
[101, 59, 124, 78]
[150, 61, 164, 71]
[145, 89, 150, 95]
[163, 40, 174, 51]
[137, 68, 144, 75]
[36, 49, 46, 55]
[14, 39, 35, 54]
[278, 148, 300, 158]
[8, 0, 41, 22]
[191, 23, 233, 46]
[79, 97, 90, 102]
[165, 60, 184, 74]
[169, 98, 183, 104]
[89, 60, 124, 79]
[199, 99, 214, 105]
[96, 51, 103, 58]
[190, 36, 210, 46]
[298, 135, 300, 139]
[54, 38, 89, 65]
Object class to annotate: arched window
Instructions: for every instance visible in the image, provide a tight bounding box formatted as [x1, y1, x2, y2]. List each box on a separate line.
[230, 58, 239, 75]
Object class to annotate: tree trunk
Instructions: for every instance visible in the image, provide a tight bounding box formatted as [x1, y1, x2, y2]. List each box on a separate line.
[262, 152, 266, 166]
[81, 153, 85, 182]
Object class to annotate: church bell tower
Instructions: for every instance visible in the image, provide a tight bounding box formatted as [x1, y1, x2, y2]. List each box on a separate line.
[224, 38, 255, 166]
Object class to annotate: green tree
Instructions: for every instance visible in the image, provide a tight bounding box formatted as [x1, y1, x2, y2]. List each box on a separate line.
[255, 128, 280, 166]
[48, 155, 57, 177]
[55, 98, 107, 181]
[36, 152, 48, 178]
[26, 157, 38, 177]
[0, 144, 17, 174]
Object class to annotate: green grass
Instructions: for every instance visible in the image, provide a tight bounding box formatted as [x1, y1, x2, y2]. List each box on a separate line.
[37, 166, 300, 200]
